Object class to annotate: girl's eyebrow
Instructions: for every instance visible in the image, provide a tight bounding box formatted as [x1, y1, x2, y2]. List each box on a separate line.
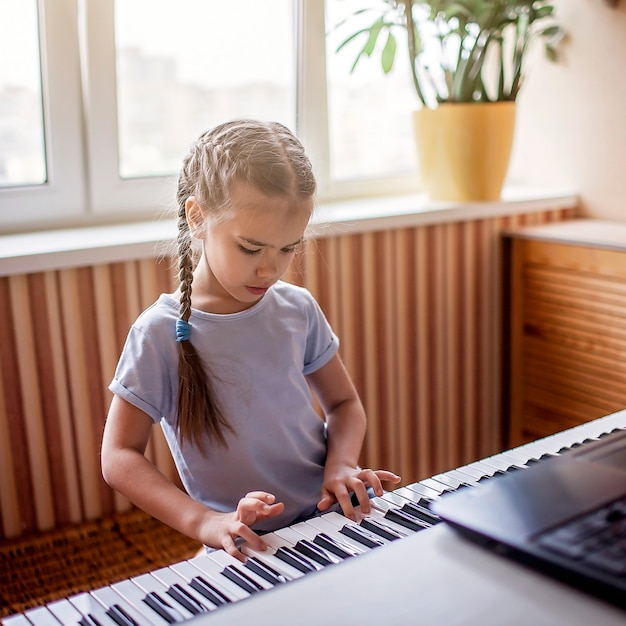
[240, 236, 303, 248]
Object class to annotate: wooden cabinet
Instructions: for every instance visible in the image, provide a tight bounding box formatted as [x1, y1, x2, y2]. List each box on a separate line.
[504, 220, 626, 447]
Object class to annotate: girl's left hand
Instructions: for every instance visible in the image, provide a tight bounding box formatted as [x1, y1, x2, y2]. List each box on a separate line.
[316, 466, 401, 521]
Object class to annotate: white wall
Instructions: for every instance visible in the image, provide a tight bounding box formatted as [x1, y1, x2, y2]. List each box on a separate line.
[508, 0, 626, 219]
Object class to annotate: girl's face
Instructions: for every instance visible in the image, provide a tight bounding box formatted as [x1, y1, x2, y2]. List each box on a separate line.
[187, 182, 313, 314]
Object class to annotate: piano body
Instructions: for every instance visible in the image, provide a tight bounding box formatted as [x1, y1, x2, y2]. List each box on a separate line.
[4, 410, 626, 626]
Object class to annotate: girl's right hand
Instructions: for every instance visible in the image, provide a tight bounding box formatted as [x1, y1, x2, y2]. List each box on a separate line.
[203, 491, 284, 562]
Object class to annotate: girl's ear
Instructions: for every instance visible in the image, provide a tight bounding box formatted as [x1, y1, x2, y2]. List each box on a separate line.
[185, 196, 206, 238]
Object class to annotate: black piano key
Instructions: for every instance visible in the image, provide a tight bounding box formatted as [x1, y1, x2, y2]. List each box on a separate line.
[220, 565, 264, 594]
[274, 546, 318, 574]
[294, 539, 336, 566]
[400, 502, 441, 525]
[189, 576, 231, 607]
[142, 591, 184, 624]
[384, 507, 431, 531]
[244, 556, 288, 585]
[165, 584, 210, 616]
[360, 517, 404, 541]
[339, 522, 385, 548]
[106, 605, 140, 626]
[79, 615, 103, 626]
[301, 516, 369, 555]
[313, 532, 358, 559]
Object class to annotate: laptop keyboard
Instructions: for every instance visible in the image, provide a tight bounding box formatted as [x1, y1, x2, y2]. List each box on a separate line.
[536, 496, 626, 576]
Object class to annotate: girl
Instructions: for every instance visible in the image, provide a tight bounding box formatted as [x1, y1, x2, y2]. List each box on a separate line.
[101, 119, 400, 562]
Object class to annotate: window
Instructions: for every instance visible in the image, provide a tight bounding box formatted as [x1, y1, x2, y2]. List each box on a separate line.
[0, 0, 46, 187]
[0, 0, 419, 232]
[324, 0, 418, 191]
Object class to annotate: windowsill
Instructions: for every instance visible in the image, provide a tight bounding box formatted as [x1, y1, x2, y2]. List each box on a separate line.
[0, 187, 579, 277]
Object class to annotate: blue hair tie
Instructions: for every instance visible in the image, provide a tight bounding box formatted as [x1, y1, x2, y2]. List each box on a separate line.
[176, 319, 191, 342]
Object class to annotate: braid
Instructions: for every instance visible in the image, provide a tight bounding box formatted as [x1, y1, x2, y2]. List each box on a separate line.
[175, 164, 234, 453]
[176, 204, 193, 324]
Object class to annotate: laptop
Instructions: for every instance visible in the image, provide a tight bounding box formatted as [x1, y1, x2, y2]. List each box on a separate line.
[432, 428, 626, 608]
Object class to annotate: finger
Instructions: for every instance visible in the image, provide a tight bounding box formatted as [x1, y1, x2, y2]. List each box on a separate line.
[335, 487, 356, 522]
[232, 524, 268, 554]
[222, 536, 247, 562]
[373, 470, 401, 484]
[357, 469, 384, 498]
[262, 501, 285, 520]
[349, 479, 371, 514]
[244, 491, 277, 504]
[238, 498, 285, 527]
[316, 491, 336, 512]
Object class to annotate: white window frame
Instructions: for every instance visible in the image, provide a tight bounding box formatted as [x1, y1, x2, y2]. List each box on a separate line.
[0, 0, 419, 233]
[0, 0, 86, 228]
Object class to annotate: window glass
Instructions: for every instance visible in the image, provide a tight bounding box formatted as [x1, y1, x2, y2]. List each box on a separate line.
[114, 0, 296, 179]
[325, 0, 417, 182]
[0, 0, 46, 187]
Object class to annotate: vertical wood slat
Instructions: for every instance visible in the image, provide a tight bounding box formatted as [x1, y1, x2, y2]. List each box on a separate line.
[59, 268, 103, 521]
[42, 271, 83, 525]
[9, 274, 55, 530]
[0, 206, 575, 539]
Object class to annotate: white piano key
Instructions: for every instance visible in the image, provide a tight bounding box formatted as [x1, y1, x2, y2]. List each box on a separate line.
[418, 478, 452, 494]
[427, 473, 467, 490]
[130, 573, 195, 621]
[68, 592, 118, 626]
[311, 511, 391, 549]
[240, 553, 291, 585]
[260, 533, 325, 572]
[478, 454, 522, 472]
[311, 510, 359, 528]
[91, 584, 157, 626]
[23, 607, 61, 626]
[240, 544, 305, 581]
[501, 448, 538, 464]
[45, 599, 83, 625]
[1, 615, 32, 626]
[451, 464, 487, 480]
[379, 495, 441, 528]
[273, 526, 342, 565]
[148, 566, 218, 612]
[391, 486, 434, 505]
[375, 491, 412, 510]
[186, 555, 251, 601]
[296, 516, 369, 555]
[357, 515, 409, 540]
[169, 558, 242, 604]
[110, 579, 175, 626]
[402, 482, 442, 500]
[206, 550, 275, 590]
[288, 519, 361, 555]
[462, 459, 505, 477]
[380, 489, 439, 515]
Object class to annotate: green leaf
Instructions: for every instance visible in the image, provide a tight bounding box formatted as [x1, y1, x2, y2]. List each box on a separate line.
[381, 31, 398, 73]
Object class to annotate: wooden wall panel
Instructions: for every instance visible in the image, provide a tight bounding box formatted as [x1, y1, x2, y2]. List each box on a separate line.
[507, 229, 626, 445]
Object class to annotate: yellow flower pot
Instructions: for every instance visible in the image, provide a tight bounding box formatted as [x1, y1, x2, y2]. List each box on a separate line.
[413, 102, 516, 202]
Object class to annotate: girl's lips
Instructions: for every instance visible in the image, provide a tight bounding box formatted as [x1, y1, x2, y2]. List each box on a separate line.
[246, 285, 269, 296]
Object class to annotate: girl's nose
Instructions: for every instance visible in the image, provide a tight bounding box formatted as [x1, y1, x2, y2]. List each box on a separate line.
[256, 252, 280, 279]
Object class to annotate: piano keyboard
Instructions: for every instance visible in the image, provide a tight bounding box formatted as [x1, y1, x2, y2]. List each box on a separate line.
[4, 409, 626, 626]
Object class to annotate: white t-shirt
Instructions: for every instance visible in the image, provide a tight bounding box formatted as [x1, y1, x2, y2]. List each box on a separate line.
[109, 281, 339, 530]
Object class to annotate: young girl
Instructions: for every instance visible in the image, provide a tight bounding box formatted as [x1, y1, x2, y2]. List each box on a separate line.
[101, 119, 400, 562]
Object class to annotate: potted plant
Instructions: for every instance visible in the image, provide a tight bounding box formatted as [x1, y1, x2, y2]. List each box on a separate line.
[334, 0, 564, 201]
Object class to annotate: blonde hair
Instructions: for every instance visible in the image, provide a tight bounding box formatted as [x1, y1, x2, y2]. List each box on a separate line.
[175, 120, 316, 451]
